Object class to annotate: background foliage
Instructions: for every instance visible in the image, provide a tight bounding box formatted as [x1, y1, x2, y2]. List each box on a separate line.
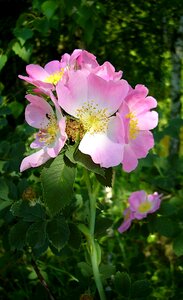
[0, 0, 183, 299]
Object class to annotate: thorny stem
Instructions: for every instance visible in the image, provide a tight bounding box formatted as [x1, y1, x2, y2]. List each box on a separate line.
[84, 169, 106, 300]
[31, 257, 56, 300]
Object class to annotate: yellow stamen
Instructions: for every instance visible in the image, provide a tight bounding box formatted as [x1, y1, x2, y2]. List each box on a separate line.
[126, 112, 139, 139]
[38, 115, 58, 145]
[44, 69, 64, 85]
[138, 201, 152, 213]
[76, 101, 108, 134]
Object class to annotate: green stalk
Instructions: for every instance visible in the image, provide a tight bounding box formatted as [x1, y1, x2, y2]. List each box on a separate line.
[84, 169, 106, 300]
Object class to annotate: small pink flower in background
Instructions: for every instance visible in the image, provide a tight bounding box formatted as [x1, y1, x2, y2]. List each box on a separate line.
[56, 70, 129, 168]
[118, 191, 162, 233]
[117, 84, 158, 172]
[129, 190, 161, 219]
[20, 94, 67, 172]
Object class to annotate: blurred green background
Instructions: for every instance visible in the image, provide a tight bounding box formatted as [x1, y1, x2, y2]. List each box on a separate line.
[0, 0, 183, 299]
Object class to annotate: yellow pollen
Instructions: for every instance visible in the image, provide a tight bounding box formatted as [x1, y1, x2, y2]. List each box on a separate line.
[138, 201, 152, 213]
[38, 115, 58, 145]
[44, 69, 64, 85]
[76, 101, 108, 134]
[126, 112, 139, 139]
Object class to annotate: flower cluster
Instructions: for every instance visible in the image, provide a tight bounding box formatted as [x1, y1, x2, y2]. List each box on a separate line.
[19, 49, 158, 172]
[118, 190, 162, 233]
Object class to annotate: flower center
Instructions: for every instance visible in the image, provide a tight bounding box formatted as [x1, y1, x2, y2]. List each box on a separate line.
[138, 201, 152, 213]
[44, 69, 64, 85]
[126, 112, 139, 139]
[76, 101, 109, 135]
[37, 114, 58, 145]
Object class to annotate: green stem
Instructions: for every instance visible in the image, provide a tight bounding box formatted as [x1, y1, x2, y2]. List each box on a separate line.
[84, 169, 106, 300]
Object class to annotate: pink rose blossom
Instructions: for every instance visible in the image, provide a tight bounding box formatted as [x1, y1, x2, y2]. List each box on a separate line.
[129, 190, 162, 219]
[20, 94, 67, 172]
[56, 70, 129, 167]
[18, 49, 99, 92]
[118, 191, 162, 233]
[117, 84, 158, 172]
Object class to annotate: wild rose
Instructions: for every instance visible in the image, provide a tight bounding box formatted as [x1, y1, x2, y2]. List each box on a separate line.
[117, 84, 158, 172]
[118, 191, 162, 233]
[20, 94, 67, 172]
[56, 70, 129, 167]
[18, 49, 99, 92]
[129, 190, 162, 219]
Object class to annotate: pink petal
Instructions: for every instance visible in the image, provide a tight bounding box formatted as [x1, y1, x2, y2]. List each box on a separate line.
[129, 96, 157, 115]
[129, 131, 154, 158]
[129, 191, 147, 210]
[46, 137, 64, 157]
[44, 60, 62, 74]
[94, 61, 122, 81]
[26, 64, 48, 80]
[79, 132, 124, 168]
[56, 70, 88, 117]
[122, 144, 138, 172]
[87, 73, 129, 116]
[25, 95, 53, 128]
[137, 111, 158, 130]
[20, 149, 50, 172]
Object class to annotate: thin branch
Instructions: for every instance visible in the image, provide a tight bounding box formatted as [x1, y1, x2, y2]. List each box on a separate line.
[31, 257, 56, 300]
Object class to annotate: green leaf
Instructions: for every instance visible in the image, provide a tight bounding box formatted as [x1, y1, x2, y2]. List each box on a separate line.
[0, 179, 10, 201]
[10, 200, 46, 222]
[65, 144, 105, 176]
[154, 217, 174, 237]
[95, 167, 113, 187]
[0, 54, 7, 71]
[114, 271, 131, 297]
[0, 199, 12, 211]
[77, 223, 90, 237]
[77, 261, 92, 277]
[95, 217, 113, 237]
[9, 221, 30, 250]
[9, 101, 24, 119]
[41, 154, 76, 216]
[68, 223, 82, 249]
[12, 42, 32, 63]
[13, 28, 33, 46]
[100, 264, 116, 281]
[173, 234, 183, 256]
[158, 202, 177, 216]
[26, 221, 47, 249]
[41, 1, 58, 19]
[131, 279, 152, 298]
[47, 216, 70, 251]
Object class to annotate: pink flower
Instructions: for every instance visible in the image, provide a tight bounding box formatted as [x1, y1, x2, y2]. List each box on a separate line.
[117, 84, 158, 172]
[56, 70, 129, 167]
[18, 60, 65, 92]
[118, 191, 162, 233]
[129, 190, 162, 219]
[18, 49, 99, 92]
[20, 94, 67, 172]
